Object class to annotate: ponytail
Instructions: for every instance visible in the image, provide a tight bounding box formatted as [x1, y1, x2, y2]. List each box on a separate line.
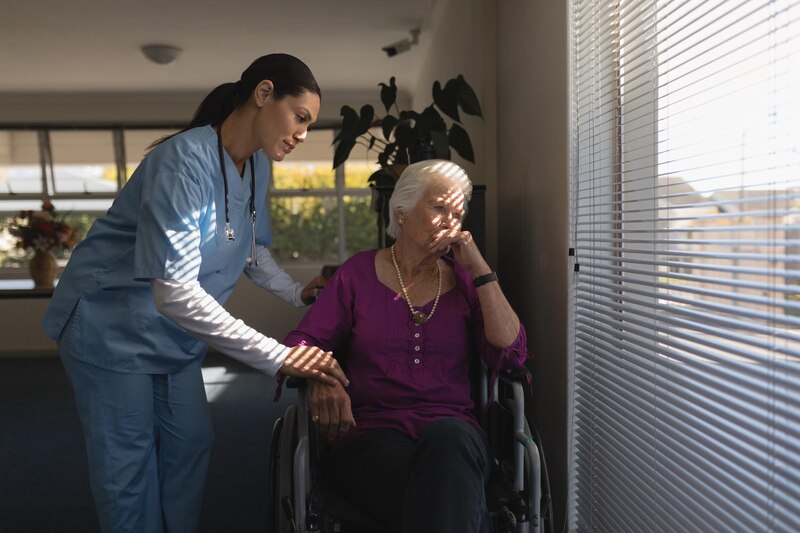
[149, 53, 320, 150]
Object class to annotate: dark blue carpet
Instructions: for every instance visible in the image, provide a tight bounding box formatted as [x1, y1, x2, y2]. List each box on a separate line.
[0, 353, 295, 532]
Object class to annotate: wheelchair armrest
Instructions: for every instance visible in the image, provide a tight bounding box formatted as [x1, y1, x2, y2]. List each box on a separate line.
[498, 366, 532, 386]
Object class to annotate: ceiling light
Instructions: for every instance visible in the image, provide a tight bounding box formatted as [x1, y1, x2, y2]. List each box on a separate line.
[141, 44, 182, 66]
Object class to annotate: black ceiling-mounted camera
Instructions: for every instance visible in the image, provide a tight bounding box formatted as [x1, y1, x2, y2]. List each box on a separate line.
[381, 28, 420, 58]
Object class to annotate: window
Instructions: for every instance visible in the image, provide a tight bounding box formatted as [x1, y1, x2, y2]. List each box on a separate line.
[269, 128, 378, 264]
[1, 125, 377, 271]
[0, 127, 182, 270]
[570, 0, 800, 530]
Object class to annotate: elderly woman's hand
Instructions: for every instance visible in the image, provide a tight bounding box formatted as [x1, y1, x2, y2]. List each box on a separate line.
[309, 379, 356, 441]
[430, 229, 492, 277]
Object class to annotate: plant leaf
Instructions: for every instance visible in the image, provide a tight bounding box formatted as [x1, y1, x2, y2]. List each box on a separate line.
[419, 106, 447, 133]
[378, 76, 397, 113]
[333, 105, 359, 144]
[398, 110, 420, 122]
[332, 138, 355, 169]
[430, 131, 450, 159]
[433, 80, 460, 122]
[381, 114, 398, 141]
[378, 142, 396, 168]
[448, 123, 475, 163]
[394, 122, 414, 150]
[355, 105, 374, 136]
[456, 75, 483, 118]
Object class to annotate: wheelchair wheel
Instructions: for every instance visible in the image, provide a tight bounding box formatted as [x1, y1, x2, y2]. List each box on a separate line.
[268, 416, 285, 530]
[525, 416, 555, 533]
[275, 404, 297, 533]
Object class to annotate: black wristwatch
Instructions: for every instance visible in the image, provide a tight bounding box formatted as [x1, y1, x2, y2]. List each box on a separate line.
[473, 271, 498, 288]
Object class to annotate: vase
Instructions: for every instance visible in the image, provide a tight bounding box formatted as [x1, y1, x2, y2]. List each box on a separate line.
[29, 249, 57, 289]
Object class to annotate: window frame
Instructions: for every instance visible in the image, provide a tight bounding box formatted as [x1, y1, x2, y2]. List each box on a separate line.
[0, 123, 375, 278]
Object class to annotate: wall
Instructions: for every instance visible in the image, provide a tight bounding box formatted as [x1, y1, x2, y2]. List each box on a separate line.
[0, 264, 318, 356]
[496, 1, 570, 530]
[417, 2, 570, 529]
[412, 0, 498, 265]
[0, 90, 407, 126]
[1, 3, 572, 527]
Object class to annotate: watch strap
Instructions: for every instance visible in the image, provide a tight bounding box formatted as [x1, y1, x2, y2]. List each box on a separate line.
[473, 271, 498, 288]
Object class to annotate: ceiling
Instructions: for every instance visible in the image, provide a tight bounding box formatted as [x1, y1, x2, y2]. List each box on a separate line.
[0, 0, 435, 95]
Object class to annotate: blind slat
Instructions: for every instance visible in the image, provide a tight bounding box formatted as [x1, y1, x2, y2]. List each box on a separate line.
[570, 0, 800, 527]
[575, 338, 800, 483]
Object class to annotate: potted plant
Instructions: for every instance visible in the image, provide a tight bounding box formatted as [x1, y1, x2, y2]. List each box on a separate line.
[332, 74, 483, 181]
[332, 75, 485, 249]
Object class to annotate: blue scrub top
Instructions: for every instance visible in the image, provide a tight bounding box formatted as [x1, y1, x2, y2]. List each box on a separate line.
[43, 125, 273, 373]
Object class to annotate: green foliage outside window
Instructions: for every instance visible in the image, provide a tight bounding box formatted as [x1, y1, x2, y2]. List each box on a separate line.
[269, 162, 378, 263]
[0, 161, 379, 269]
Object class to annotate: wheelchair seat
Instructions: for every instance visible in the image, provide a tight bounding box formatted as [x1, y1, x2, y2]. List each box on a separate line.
[268, 367, 552, 533]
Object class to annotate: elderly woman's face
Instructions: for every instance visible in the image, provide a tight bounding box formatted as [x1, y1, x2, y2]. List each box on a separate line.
[403, 177, 467, 245]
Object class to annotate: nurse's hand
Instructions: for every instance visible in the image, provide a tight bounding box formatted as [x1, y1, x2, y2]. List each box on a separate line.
[280, 345, 349, 388]
[300, 275, 327, 305]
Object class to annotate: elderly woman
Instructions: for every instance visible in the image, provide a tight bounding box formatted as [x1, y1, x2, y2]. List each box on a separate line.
[283, 159, 528, 533]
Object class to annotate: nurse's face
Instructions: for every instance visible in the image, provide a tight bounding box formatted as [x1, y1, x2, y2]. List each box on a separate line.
[256, 86, 320, 161]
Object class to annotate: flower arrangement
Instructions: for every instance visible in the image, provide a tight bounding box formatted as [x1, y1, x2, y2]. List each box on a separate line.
[7, 200, 80, 253]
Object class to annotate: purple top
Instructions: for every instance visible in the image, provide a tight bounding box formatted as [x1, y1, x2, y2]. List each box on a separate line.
[284, 249, 528, 446]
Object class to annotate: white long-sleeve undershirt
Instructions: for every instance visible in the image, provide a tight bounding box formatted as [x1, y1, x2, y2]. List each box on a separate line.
[243, 246, 305, 307]
[151, 246, 305, 375]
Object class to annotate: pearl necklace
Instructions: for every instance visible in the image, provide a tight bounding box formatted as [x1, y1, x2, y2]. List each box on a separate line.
[390, 244, 442, 326]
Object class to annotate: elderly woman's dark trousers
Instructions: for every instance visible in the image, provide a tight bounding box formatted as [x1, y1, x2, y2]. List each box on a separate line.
[328, 417, 492, 533]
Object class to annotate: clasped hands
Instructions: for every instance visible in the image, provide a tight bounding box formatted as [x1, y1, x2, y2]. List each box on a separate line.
[279, 344, 354, 441]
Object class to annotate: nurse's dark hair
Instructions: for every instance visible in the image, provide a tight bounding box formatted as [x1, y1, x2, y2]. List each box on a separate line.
[149, 53, 320, 148]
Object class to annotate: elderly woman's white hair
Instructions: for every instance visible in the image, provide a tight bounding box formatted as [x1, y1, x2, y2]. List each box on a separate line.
[387, 159, 473, 239]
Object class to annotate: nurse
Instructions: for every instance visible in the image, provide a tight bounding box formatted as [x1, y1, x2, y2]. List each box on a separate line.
[42, 53, 347, 533]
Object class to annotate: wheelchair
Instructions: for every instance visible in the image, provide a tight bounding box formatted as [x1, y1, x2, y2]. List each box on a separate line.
[268, 365, 553, 533]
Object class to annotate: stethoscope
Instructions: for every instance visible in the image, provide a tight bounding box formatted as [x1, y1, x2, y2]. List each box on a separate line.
[217, 124, 258, 266]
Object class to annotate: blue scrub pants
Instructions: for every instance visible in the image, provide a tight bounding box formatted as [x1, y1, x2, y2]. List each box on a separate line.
[60, 351, 214, 533]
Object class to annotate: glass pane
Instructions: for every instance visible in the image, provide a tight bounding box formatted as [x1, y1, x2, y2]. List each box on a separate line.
[125, 129, 179, 179]
[342, 126, 383, 187]
[344, 161, 379, 189]
[50, 130, 118, 194]
[269, 195, 339, 262]
[273, 162, 336, 190]
[655, 0, 800, 325]
[0, 130, 42, 195]
[343, 195, 377, 255]
[272, 129, 335, 189]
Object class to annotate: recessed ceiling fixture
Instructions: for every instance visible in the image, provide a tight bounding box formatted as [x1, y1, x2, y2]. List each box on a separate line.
[141, 44, 182, 66]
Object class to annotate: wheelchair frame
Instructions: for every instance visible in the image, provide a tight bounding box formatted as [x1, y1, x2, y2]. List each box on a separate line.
[270, 367, 547, 533]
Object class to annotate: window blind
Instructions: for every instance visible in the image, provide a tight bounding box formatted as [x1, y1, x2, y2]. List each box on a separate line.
[569, 0, 800, 531]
